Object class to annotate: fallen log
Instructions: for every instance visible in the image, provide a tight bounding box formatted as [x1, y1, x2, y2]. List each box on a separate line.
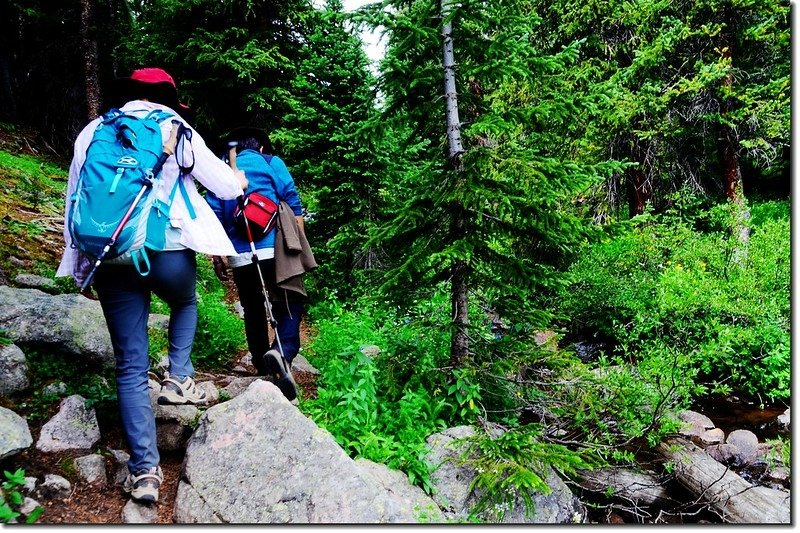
[657, 437, 789, 524]
[574, 467, 674, 509]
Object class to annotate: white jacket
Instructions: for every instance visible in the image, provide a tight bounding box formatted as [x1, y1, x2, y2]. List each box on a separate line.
[56, 100, 243, 285]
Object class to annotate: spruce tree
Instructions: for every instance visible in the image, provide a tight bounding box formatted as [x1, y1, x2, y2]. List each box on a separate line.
[371, 0, 620, 365]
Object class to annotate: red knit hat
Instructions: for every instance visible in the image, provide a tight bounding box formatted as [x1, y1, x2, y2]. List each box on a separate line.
[115, 67, 190, 111]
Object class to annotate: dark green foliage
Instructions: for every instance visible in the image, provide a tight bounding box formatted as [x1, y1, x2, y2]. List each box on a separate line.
[557, 199, 790, 401]
[371, 0, 622, 331]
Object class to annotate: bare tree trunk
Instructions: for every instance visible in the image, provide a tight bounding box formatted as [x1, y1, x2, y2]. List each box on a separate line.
[625, 138, 651, 217]
[80, 0, 101, 119]
[440, 0, 469, 368]
[717, 13, 750, 265]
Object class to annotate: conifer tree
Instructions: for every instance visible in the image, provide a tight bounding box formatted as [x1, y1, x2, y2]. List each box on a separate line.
[371, 0, 620, 366]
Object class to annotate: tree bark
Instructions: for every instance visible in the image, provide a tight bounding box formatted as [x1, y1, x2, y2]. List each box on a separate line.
[656, 437, 789, 524]
[716, 12, 751, 263]
[625, 138, 650, 217]
[80, 0, 101, 120]
[440, 0, 469, 367]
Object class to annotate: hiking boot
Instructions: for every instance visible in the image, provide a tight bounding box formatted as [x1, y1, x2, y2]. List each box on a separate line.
[157, 372, 207, 405]
[123, 466, 163, 504]
[256, 349, 297, 401]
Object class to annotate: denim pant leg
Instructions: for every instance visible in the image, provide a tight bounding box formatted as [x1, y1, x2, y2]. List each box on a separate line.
[147, 250, 198, 380]
[94, 265, 159, 473]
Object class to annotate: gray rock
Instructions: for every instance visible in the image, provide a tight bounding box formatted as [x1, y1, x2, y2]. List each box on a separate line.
[0, 287, 115, 368]
[425, 426, 478, 514]
[74, 454, 107, 485]
[677, 410, 715, 439]
[109, 449, 131, 485]
[18, 496, 42, 518]
[222, 376, 259, 399]
[355, 458, 443, 521]
[706, 443, 738, 465]
[0, 406, 33, 460]
[0, 343, 29, 395]
[695, 428, 725, 446]
[14, 273, 56, 291]
[291, 354, 318, 375]
[23, 476, 37, 494]
[726, 429, 760, 465]
[175, 379, 435, 523]
[38, 474, 71, 500]
[196, 381, 220, 405]
[425, 425, 584, 523]
[776, 408, 789, 432]
[122, 500, 158, 523]
[42, 381, 68, 397]
[36, 395, 101, 452]
[147, 313, 170, 331]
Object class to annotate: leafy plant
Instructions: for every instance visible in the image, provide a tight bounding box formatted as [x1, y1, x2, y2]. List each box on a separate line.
[0, 468, 43, 524]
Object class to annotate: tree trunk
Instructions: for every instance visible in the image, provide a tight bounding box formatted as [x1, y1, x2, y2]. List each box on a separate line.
[717, 12, 750, 264]
[625, 138, 650, 217]
[80, 0, 101, 120]
[656, 437, 789, 523]
[440, 0, 469, 367]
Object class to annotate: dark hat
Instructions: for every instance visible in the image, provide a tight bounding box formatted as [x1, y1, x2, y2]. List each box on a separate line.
[114, 68, 190, 111]
[225, 126, 273, 153]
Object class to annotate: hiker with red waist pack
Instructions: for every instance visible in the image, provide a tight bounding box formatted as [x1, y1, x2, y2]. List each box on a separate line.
[56, 67, 248, 504]
[205, 127, 316, 403]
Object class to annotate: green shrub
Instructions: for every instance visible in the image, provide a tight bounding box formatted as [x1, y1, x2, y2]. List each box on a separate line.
[304, 288, 456, 492]
[557, 199, 790, 402]
[1, 468, 43, 524]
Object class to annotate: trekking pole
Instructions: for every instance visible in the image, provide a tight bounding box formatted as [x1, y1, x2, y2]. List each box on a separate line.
[80, 121, 183, 292]
[228, 142, 285, 359]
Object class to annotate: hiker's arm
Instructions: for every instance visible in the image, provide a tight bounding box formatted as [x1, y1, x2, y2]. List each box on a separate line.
[185, 128, 247, 198]
[269, 156, 303, 215]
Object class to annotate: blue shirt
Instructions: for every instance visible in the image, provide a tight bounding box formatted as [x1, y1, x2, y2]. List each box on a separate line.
[206, 150, 302, 254]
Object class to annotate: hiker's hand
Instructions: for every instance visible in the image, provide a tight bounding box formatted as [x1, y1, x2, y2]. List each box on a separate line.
[212, 256, 229, 281]
[235, 170, 248, 191]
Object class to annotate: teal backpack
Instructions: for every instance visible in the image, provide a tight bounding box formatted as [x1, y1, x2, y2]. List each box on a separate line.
[67, 108, 194, 282]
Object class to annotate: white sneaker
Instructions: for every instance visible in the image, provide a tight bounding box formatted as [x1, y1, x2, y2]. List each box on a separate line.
[157, 372, 207, 405]
[123, 466, 163, 504]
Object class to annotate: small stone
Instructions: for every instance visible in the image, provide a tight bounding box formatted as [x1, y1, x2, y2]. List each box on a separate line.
[74, 454, 108, 485]
[38, 474, 71, 500]
[18, 497, 42, 517]
[706, 443, 738, 465]
[122, 499, 158, 523]
[695, 428, 725, 446]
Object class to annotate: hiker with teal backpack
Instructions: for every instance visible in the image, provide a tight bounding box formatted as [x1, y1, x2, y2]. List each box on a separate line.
[56, 68, 248, 504]
[206, 127, 316, 403]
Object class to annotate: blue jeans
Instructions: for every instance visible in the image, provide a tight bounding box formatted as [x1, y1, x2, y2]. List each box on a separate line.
[231, 258, 304, 366]
[94, 249, 198, 473]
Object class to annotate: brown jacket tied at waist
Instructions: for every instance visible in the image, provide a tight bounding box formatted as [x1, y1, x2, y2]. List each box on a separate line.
[275, 201, 317, 297]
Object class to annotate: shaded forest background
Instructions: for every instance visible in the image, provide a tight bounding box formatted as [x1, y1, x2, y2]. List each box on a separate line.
[0, 0, 790, 522]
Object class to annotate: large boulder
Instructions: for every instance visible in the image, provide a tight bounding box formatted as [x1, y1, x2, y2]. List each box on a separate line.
[425, 426, 584, 523]
[0, 343, 29, 395]
[175, 379, 440, 524]
[36, 395, 101, 452]
[0, 287, 114, 368]
[0, 406, 32, 460]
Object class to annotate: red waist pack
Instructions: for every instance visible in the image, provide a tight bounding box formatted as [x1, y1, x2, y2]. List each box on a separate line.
[233, 192, 279, 241]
